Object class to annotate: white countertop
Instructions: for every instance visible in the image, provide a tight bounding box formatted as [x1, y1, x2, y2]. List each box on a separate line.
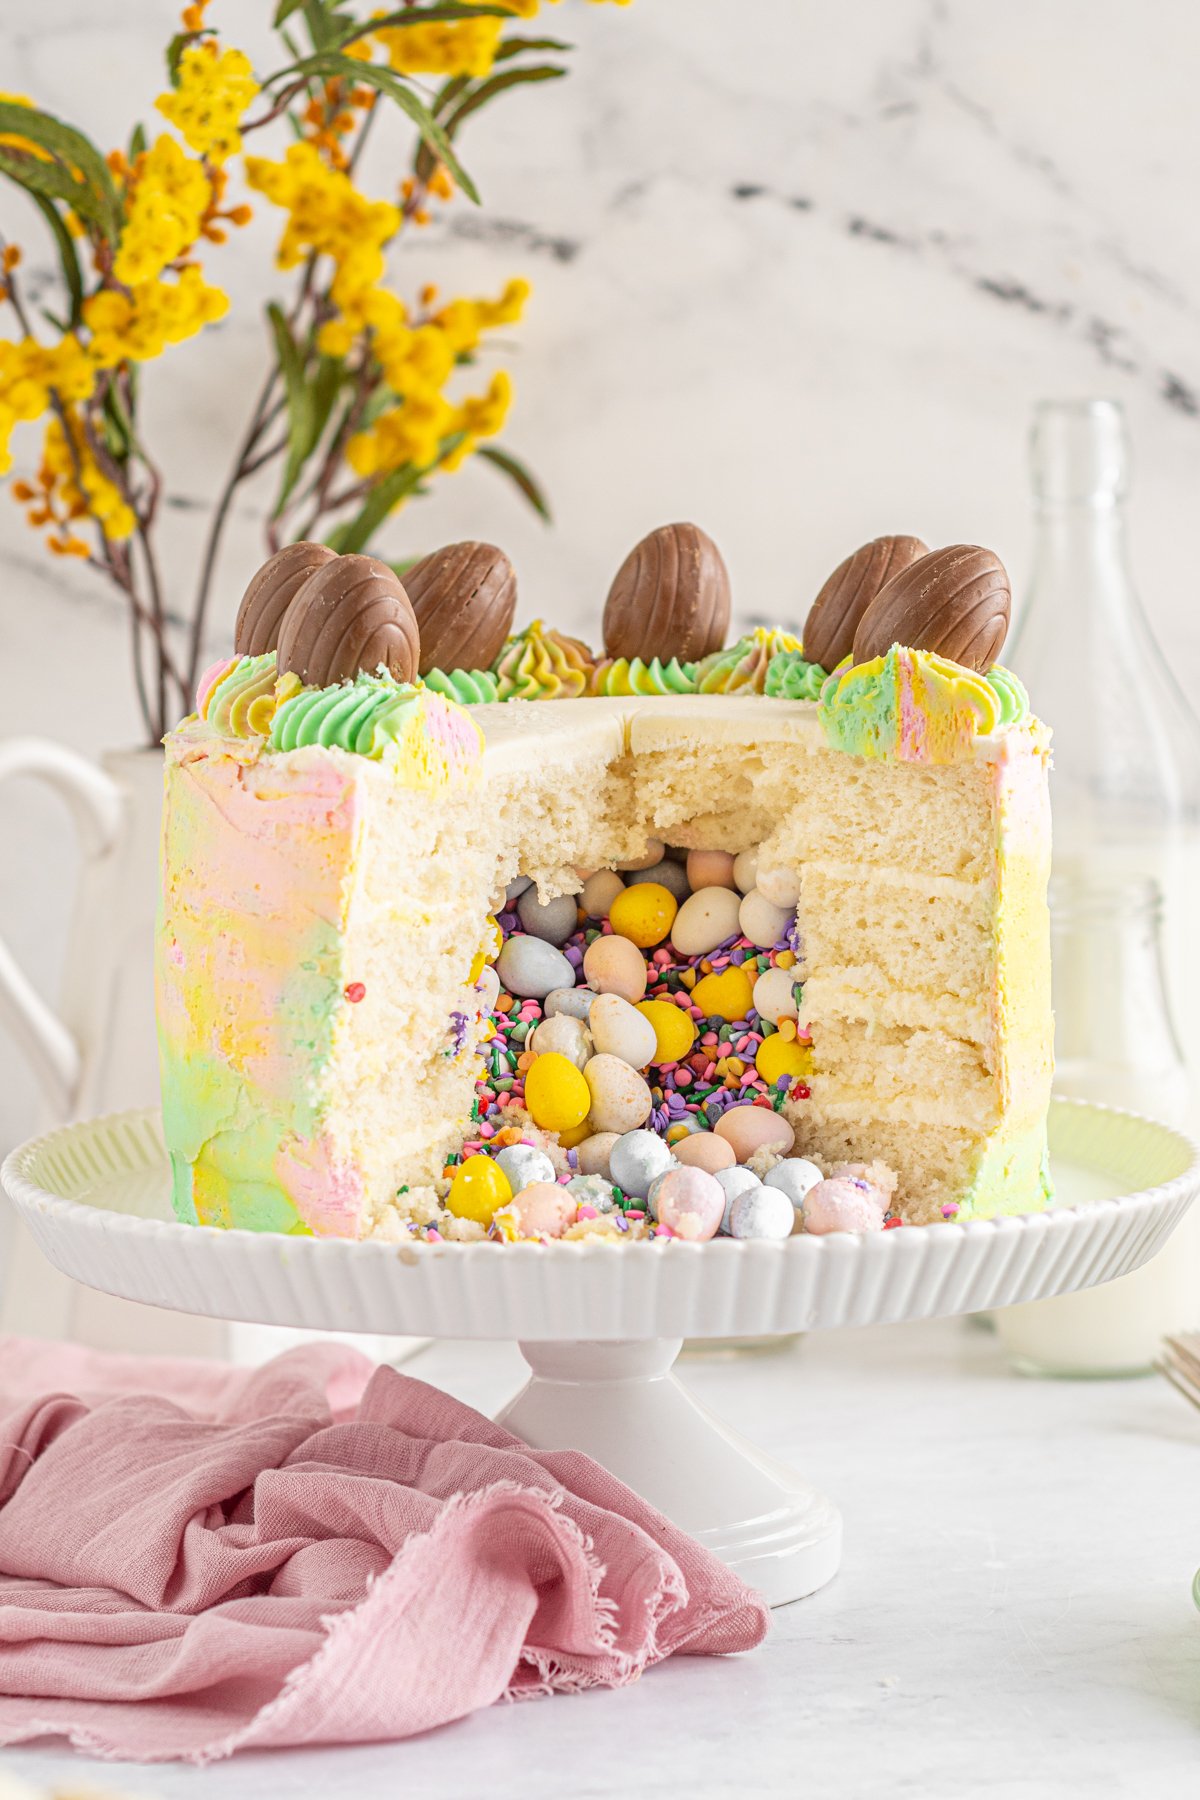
[3, 1317, 1198, 1800]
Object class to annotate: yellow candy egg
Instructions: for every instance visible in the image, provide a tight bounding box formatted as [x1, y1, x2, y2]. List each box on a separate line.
[691, 966, 755, 1022]
[636, 998, 697, 1065]
[608, 882, 678, 950]
[447, 1154, 512, 1225]
[558, 1119, 593, 1149]
[524, 1051, 591, 1133]
[755, 1034, 814, 1087]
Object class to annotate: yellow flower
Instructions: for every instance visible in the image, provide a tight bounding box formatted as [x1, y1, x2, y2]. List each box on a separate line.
[15, 408, 134, 550]
[347, 389, 459, 477]
[0, 334, 94, 473]
[456, 369, 512, 439]
[245, 142, 400, 277]
[373, 20, 504, 78]
[84, 266, 229, 366]
[156, 43, 260, 163]
[113, 135, 212, 285]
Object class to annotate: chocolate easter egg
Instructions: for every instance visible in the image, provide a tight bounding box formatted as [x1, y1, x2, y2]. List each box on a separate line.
[277, 554, 420, 687]
[802, 534, 928, 671]
[403, 540, 517, 675]
[234, 541, 337, 657]
[602, 522, 730, 662]
[851, 544, 1011, 672]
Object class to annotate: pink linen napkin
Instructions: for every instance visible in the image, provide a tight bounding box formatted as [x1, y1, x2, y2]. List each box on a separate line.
[0, 1336, 769, 1762]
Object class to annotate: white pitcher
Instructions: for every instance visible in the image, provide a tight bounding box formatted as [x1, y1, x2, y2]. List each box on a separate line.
[0, 740, 227, 1352]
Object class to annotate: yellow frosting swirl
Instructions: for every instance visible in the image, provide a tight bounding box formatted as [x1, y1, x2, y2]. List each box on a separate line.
[201, 654, 301, 739]
[492, 620, 595, 700]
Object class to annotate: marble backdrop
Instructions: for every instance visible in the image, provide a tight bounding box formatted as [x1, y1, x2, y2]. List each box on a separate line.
[2, 0, 1200, 1150]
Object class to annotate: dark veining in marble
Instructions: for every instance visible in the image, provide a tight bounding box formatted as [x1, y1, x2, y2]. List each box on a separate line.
[447, 215, 579, 263]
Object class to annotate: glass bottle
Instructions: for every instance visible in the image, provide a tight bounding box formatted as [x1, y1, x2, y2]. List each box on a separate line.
[996, 873, 1194, 1376]
[1009, 398, 1200, 1122]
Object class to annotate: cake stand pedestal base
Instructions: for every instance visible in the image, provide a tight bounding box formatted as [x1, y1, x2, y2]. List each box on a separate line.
[495, 1338, 841, 1607]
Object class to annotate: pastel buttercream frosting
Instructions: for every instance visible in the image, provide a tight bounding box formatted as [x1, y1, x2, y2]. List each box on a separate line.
[817, 645, 1028, 764]
[492, 620, 594, 699]
[764, 650, 828, 701]
[422, 666, 500, 704]
[588, 655, 698, 696]
[696, 627, 803, 694]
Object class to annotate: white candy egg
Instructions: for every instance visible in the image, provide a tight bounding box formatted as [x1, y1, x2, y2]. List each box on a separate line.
[495, 1143, 557, 1191]
[738, 889, 794, 951]
[732, 848, 760, 894]
[752, 965, 799, 1026]
[729, 1184, 796, 1240]
[583, 1054, 653, 1133]
[755, 864, 802, 910]
[588, 993, 657, 1069]
[712, 1164, 763, 1233]
[496, 935, 576, 1000]
[531, 1012, 593, 1069]
[609, 1128, 675, 1199]
[764, 1157, 825, 1210]
[671, 886, 743, 958]
[474, 964, 501, 1013]
[544, 986, 594, 1023]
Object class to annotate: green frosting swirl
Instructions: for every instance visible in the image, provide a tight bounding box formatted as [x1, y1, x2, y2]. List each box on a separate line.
[983, 663, 1030, 727]
[202, 653, 282, 737]
[422, 666, 500, 705]
[269, 673, 424, 758]
[764, 650, 828, 702]
[588, 656, 697, 697]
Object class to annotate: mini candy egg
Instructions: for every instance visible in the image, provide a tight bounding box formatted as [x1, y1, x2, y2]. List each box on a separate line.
[755, 1034, 812, 1087]
[636, 998, 696, 1065]
[495, 1142, 557, 1192]
[715, 1103, 796, 1160]
[755, 864, 801, 910]
[645, 1168, 672, 1220]
[739, 889, 794, 951]
[581, 869, 625, 918]
[752, 965, 799, 1026]
[576, 1130, 620, 1178]
[714, 1164, 764, 1233]
[544, 986, 594, 1023]
[524, 1051, 591, 1133]
[672, 1130, 735, 1174]
[686, 848, 737, 891]
[583, 1053, 653, 1133]
[447, 1154, 512, 1226]
[517, 887, 579, 946]
[505, 875, 532, 904]
[566, 1172, 617, 1212]
[496, 935, 575, 1000]
[617, 837, 665, 872]
[691, 966, 754, 1022]
[589, 993, 657, 1069]
[531, 1012, 593, 1069]
[558, 1120, 593, 1149]
[732, 847, 759, 894]
[653, 1166, 725, 1241]
[609, 882, 678, 950]
[475, 964, 501, 1013]
[671, 886, 742, 958]
[802, 1177, 887, 1235]
[764, 1157, 824, 1210]
[499, 1180, 576, 1239]
[582, 934, 648, 1003]
[729, 1184, 795, 1240]
[625, 858, 692, 904]
[609, 1128, 676, 1199]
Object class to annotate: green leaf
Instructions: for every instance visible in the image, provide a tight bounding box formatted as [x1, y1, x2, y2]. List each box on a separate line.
[444, 64, 566, 136]
[28, 191, 84, 328]
[0, 104, 119, 238]
[477, 444, 552, 522]
[101, 378, 135, 461]
[325, 459, 432, 554]
[0, 146, 108, 233]
[273, 0, 306, 24]
[261, 51, 480, 200]
[494, 35, 573, 61]
[166, 29, 205, 86]
[275, 353, 344, 515]
[128, 121, 147, 160]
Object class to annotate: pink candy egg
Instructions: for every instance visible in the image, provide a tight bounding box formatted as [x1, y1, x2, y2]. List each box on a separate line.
[672, 1131, 736, 1174]
[503, 1181, 576, 1239]
[686, 849, 738, 891]
[714, 1103, 796, 1161]
[582, 934, 648, 1003]
[802, 1177, 887, 1236]
[653, 1166, 725, 1241]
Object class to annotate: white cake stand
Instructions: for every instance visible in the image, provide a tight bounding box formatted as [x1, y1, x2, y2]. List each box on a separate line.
[4, 1098, 1196, 1607]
